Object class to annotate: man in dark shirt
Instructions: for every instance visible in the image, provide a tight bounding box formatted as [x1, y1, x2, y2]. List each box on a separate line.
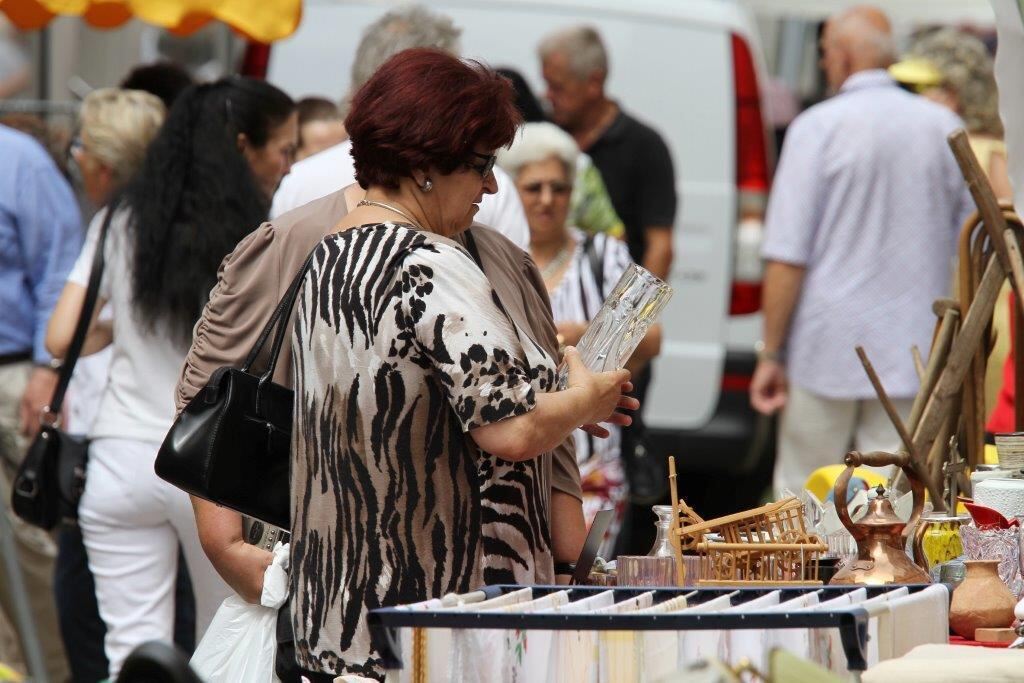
[538, 25, 677, 279]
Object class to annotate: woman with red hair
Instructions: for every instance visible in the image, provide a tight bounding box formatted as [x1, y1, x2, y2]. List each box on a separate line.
[289, 48, 636, 680]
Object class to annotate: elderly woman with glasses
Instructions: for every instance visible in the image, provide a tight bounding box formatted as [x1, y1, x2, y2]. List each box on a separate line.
[497, 121, 662, 556]
[289, 49, 636, 681]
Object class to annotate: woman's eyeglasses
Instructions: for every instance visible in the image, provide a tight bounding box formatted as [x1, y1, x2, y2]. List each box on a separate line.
[520, 181, 572, 196]
[466, 152, 497, 178]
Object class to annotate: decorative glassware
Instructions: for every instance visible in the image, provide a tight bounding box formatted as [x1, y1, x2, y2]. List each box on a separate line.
[557, 264, 673, 388]
[617, 555, 676, 587]
[646, 504, 682, 586]
[648, 505, 677, 559]
[960, 524, 1024, 597]
[915, 512, 970, 574]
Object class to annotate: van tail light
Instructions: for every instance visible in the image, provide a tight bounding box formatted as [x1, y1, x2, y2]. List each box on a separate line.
[729, 33, 771, 315]
[241, 41, 272, 79]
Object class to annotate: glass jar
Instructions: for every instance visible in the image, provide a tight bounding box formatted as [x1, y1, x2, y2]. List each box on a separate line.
[913, 513, 970, 575]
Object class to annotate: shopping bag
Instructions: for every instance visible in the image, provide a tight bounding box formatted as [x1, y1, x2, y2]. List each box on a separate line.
[191, 543, 289, 682]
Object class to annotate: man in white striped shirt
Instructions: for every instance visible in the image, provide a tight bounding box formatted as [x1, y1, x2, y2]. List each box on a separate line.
[749, 6, 973, 495]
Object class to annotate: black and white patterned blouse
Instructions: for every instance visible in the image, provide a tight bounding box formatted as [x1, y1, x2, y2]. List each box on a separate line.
[289, 223, 554, 679]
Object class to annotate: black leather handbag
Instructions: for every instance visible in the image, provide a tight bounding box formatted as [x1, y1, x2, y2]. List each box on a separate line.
[11, 201, 116, 530]
[155, 249, 317, 530]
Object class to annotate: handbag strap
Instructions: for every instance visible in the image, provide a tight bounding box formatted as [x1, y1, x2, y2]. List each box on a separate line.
[241, 245, 320, 378]
[243, 227, 439, 388]
[46, 197, 119, 419]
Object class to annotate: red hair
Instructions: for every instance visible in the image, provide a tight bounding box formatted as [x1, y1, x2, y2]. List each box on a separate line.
[345, 48, 522, 189]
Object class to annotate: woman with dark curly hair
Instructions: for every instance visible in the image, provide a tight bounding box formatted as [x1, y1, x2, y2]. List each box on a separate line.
[290, 48, 635, 681]
[46, 76, 296, 679]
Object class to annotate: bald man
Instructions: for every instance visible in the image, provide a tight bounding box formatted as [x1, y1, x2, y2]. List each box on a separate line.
[750, 6, 973, 494]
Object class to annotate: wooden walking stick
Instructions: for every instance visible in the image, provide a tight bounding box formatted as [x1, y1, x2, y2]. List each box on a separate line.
[856, 346, 945, 506]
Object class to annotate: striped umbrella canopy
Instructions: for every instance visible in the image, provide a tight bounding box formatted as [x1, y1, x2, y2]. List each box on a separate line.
[0, 0, 301, 42]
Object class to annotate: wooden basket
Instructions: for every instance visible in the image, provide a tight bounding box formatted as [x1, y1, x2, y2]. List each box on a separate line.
[669, 458, 826, 586]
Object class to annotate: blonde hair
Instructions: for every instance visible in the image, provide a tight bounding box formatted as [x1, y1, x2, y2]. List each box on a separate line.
[79, 88, 165, 183]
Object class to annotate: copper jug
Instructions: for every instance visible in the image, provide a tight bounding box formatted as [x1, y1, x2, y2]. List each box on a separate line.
[829, 451, 931, 585]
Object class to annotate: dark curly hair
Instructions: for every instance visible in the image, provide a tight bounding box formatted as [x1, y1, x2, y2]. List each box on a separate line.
[124, 76, 294, 345]
[345, 48, 521, 189]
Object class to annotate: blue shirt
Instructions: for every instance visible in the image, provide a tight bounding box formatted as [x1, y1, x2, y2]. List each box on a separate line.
[0, 124, 82, 364]
[762, 70, 973, 399]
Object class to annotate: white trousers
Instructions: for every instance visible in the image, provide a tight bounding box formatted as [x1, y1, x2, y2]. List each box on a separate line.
[774, 384, 914, 497]
[79, 437, 231, 679]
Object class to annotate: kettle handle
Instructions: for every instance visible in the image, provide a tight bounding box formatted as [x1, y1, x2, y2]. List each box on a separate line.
[832, 451, 924, 543]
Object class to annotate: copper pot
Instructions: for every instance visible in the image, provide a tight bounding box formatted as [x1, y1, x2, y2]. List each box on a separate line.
[829, 451, 931, 585]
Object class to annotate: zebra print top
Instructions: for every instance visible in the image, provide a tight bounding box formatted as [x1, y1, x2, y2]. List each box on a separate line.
[290, 223, 555, 678]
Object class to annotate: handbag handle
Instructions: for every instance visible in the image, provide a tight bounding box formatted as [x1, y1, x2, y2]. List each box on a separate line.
[240, 245, 320, 421]
[240, 228, 436, 416]
[240, 246, 319, 377]
[44, 197, 119, 424]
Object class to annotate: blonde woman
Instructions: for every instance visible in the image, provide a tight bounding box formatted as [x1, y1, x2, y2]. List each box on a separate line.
[56, 87, 166, 681]
[905, 28, 1010, 200]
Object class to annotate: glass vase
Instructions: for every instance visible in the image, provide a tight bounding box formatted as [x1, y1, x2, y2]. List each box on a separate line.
[557, 263, 673, 388]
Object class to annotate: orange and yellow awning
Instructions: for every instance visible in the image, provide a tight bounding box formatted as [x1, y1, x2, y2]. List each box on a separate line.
[0, 0, 302, 42]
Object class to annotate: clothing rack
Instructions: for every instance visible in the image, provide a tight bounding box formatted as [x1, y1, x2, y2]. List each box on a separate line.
[368, 583, 948, 677]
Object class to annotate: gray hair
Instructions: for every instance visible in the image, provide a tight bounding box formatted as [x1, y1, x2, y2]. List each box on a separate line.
[349, 5, 462, 95]
[497, 122, 579, 184]
[908, 28, 1002, 137]
[538, 25, 608, 81]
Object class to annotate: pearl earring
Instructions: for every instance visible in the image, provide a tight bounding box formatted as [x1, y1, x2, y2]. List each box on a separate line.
[420, 179, 433, 193]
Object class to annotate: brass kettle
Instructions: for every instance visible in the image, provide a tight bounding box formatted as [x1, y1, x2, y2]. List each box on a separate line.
[829, 451, 931, 585]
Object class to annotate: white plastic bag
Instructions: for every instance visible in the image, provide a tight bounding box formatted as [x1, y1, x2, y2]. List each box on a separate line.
[191, 542, 290, 682]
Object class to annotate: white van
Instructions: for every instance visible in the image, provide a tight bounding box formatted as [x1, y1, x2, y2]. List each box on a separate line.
[267, 0, 775, 502]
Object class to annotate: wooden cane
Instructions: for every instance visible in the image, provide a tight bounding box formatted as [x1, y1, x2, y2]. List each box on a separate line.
[912, 346, 926, 382]
[856, 346, 915, 456]
[908, 307, 959, 436]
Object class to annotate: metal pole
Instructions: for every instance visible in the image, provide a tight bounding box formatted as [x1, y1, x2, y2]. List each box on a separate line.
[38, 26, 51, 119]
[0, 503, 49, 682]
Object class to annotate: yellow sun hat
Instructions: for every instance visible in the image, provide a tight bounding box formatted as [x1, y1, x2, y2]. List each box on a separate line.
[889, 58, 945, 92]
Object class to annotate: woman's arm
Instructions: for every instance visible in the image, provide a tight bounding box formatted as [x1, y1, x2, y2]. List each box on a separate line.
[191, 497, 273, 604]
[470, 347, 637, 462]
[45, 281, 111, 359]
[551, 490, 586, 585]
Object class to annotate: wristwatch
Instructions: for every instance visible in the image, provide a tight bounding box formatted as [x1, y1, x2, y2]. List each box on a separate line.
[36, 358, 62, 372]
[754, 340, 782, 364]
